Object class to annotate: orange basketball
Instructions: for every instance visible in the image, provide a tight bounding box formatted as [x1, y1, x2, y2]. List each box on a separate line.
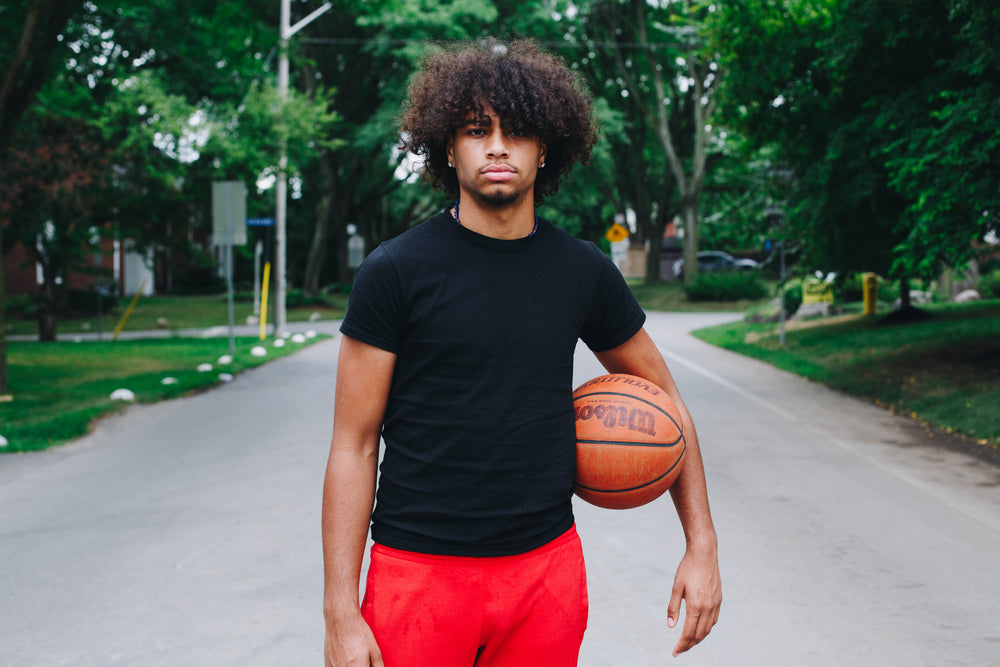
[573, 373, 686, 509]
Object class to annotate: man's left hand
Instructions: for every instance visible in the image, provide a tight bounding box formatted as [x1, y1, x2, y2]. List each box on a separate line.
[667, 543, 722, 656]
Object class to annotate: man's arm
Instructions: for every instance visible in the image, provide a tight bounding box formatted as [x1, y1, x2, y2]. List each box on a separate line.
[322, 335, 396, 667]
[594, 327, 722, 657]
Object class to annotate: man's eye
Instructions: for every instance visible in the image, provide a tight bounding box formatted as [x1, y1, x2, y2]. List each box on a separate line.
[468, 128, 485, 136]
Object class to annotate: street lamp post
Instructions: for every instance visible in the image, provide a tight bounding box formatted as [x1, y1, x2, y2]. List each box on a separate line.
[275, 0, 331, 336]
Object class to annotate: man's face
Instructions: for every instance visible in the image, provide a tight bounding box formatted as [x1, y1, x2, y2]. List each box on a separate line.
[447, 104, 546, 209]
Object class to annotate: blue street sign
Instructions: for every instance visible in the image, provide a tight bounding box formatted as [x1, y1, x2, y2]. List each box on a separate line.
[246, 217, 275, 227]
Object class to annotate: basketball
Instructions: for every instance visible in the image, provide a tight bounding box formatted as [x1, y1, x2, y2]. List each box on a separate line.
[572, 373, 686, 510]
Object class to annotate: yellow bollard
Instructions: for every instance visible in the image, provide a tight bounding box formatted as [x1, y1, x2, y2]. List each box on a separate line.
[259, 262, 271, 340]
[111, 278, 148, 340]
[862, 273, 879, 316]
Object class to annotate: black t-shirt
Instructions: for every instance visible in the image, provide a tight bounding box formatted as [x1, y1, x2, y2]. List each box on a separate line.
[340, 211, 646, 556]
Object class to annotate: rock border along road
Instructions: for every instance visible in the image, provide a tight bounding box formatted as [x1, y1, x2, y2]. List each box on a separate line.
[2, 313, 998, 666]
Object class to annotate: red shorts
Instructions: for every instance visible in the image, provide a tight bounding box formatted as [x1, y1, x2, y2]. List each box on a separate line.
[361, 525, 588, 667]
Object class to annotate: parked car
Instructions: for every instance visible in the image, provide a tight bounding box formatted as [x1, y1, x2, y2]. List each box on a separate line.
[672, 251, 759, 279]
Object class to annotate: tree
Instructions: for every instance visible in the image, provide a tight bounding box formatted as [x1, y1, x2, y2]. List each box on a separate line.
[293, 0, 505, 293]
[870, 1, 1000, 279]
[1, 113, 112, 340]
[711, 0, 999, 301]
[0, 0, 85, 393]
[561, 0, 722, 283]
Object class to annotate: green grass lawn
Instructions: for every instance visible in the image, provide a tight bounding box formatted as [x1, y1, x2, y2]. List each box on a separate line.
[628, 278, 774, 312]
[692, 301, 1000, 450]
[0, 334, 329, 453]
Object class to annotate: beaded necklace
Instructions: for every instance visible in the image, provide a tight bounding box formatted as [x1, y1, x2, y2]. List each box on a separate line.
[452, 200, 539, 237]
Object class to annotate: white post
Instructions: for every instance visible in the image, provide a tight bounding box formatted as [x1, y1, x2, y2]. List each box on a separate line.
[274, 0, 331, 338]
[253, 239, 263, 317]
[275, 0, 290, 337]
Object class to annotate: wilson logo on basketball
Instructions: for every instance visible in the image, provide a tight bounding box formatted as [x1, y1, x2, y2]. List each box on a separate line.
[574, 404, 656, 436]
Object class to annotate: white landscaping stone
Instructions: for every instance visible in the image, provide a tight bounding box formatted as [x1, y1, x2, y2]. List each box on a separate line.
[161, 377, 178, 385]
[218, 373, 234, 383]
[953, 289, 981, 303]
[251, 346, 267, 357]
[273, 338, 286, 348]
[110, 389, 136, 402]
[291, 333, 306, 344]
[305, 330, 317, 339]
[0, 435, 8, 448]
[197, 363, 213, 372]
[217, 355, 233, 365]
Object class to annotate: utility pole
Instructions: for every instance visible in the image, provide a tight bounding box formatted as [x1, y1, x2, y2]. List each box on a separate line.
[275, 0, 331, 336]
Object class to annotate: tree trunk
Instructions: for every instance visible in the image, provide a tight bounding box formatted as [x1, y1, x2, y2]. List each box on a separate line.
[632, 3, 715, 288]
[645, 167, 677, 283]
[0, 219, 8, 395]
[680, 196, 700, 285]
[302, 150, 337, 296]
[36, 272, 57, 342]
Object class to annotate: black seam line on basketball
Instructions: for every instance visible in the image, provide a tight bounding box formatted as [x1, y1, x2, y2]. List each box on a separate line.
[575, 441, 687, 493]
[577, 437, 683, 448]
[574, 390, 684, 434]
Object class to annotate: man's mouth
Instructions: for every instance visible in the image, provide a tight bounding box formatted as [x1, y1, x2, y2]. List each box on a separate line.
[481, 165, 516, 182]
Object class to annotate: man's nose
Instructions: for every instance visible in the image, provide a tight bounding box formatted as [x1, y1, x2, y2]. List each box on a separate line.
[485, 130, 510, 158]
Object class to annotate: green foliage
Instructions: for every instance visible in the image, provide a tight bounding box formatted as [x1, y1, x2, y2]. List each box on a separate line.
[834, 274, 865, 303]
[5, 295, 37, 319]
[783, 282, 803, 317]
[980, 270, 1000, 299]
[683, 271, 769, 302]
[65, 289, 119, 315]
[709, 0, 998, 282]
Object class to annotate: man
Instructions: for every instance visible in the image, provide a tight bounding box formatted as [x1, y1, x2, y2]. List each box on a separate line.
[322, 40, 721, 667]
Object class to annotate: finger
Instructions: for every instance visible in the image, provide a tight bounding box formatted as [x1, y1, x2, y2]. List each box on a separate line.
[666, 582, 683, 629]
[672, 603, 702, 656]
[677, 595, 720, 657]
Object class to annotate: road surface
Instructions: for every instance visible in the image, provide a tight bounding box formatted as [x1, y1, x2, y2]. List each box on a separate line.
[1, 312, 998, 666]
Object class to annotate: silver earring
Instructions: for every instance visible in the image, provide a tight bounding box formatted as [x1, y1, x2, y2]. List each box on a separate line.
[448, 161, 453, 168]
[540, 162, 546, 168]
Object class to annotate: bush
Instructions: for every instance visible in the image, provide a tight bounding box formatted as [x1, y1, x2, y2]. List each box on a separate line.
[980, 269, 1000, 298]
[65, 288, 119, 315]
[174, 268, 226, 295]
[285, 289, 330, 308]
[5, 294, 37, 318]
[684, 271, 769, 302]
[835, 274, 865, 303]
[783, 282, 803, 317]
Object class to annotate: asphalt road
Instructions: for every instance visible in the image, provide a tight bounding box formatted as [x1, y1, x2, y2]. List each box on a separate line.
[1, 312, 998, 666]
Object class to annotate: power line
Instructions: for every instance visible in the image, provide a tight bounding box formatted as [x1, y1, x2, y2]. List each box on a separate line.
[299, 37, 685, 50]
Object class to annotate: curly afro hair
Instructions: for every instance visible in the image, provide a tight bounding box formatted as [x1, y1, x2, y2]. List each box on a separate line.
[398, 39, 598, 203]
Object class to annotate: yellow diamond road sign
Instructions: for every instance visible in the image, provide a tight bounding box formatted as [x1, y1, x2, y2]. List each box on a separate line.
[605, 223, 629, 243]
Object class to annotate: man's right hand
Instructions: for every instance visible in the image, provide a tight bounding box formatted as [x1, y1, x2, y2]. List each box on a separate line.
[325, 611, 384, 667]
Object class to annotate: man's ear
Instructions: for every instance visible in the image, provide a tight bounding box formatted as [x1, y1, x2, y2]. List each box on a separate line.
[538, 142, 547, 167]
[446, 139, 455, 166]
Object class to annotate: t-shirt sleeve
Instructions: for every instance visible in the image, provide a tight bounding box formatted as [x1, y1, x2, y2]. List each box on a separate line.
[339, 245, 405, 353]
[579, 245, 647, 352]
